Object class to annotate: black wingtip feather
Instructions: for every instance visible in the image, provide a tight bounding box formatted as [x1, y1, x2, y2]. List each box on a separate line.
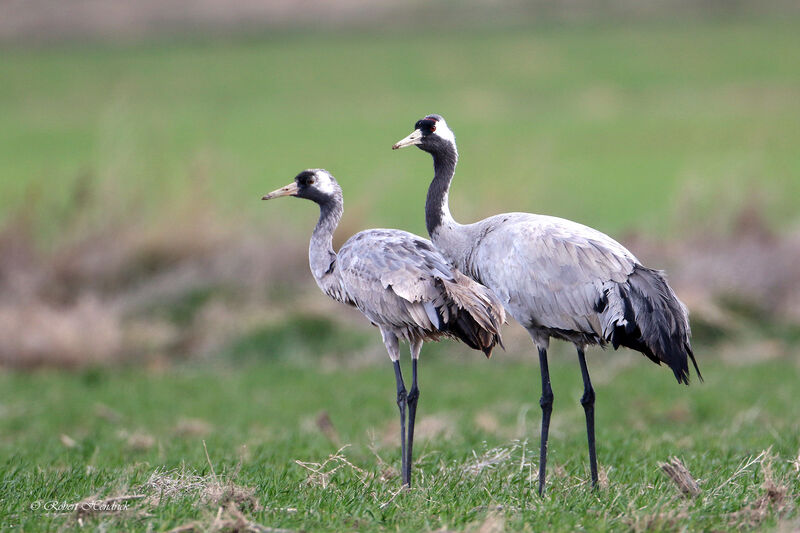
[445, 308, 501, 358]
[613, 265, 702, 385]
[688, 345, 703, 383]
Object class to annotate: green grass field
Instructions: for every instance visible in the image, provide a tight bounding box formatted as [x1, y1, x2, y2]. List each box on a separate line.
[2, 17, 800, 532]
[2, 20, 800, 243]
[2, 346, 799, 531]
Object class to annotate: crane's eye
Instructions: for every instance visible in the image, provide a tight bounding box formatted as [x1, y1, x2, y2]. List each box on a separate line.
[308, 177, 316, 185]
[430, 124, 436, 132]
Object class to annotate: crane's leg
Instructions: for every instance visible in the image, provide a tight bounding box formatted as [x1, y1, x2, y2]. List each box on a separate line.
[393, 360, 409, 485]
[381, 329, 409, 485]
[537, 345, 554, 496]
[404, 340, 422, 487]
[577, 346, 598, 488]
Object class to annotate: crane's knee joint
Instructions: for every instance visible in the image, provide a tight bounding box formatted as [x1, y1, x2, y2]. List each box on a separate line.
[540, 393, 553, 410]
[580, 388, 595, 408]
[396, 389, 407, 407]
[407, 387, 420, 405]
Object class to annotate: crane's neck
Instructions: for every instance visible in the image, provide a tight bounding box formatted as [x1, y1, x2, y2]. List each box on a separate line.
[309, 198, 342, 285]
[424, 141, 476, 273]
[426, 142, 460, 238]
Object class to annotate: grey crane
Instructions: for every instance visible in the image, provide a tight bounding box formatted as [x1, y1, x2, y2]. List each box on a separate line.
[262, 168, 505, 486]
[393, 115, 702, 495]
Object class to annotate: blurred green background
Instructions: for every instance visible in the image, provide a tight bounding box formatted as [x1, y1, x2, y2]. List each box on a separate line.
[3, 20, 800, 241]
[1, 2, 799, 531]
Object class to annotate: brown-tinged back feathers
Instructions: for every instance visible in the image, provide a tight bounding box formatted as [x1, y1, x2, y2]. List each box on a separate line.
[439, 271, 505, 357]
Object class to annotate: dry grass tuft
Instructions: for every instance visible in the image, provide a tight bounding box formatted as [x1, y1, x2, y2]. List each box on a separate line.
[659, 457, 701, 498]
[142, 467, 260, 511]
[759, 451, 788, 507]
[202, 481, 261, 514]
[726, 450, 791, 528]
[142, 468, 207, 502]
[709, 449, 770, 499]
[294, 445, 369, 489]
[142, 443, 260, 513]
[463, 441, 522, 476]
[292, 444, 415, 512]
[70, 460, 276, 531]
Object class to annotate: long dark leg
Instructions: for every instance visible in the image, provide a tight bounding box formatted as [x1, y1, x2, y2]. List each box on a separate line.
[393, 360, 409, 485]
[405, 353, 420, 487]
[537, 346, 554, 496]
[577, 346, 598, 488]
[381, 329, 409, 486]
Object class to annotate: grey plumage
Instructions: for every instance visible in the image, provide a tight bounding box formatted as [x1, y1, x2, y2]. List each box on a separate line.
[333, 228, 505, 355]
[462, 212, 699, 384]
[262, 168, 505, 486]
[394, 114, 701, 494]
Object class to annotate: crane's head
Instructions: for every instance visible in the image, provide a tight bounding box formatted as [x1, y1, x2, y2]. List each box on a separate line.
[262, 169, 342, 205]
[392, 114, 456, 154]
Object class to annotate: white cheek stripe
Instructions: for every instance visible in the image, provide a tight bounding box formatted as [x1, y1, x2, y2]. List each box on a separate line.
[435, 120, 456, 144]
[314, 170, 337, 195]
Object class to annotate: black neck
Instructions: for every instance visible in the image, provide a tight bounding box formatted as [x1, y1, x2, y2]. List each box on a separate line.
[425, 142, 458, 235]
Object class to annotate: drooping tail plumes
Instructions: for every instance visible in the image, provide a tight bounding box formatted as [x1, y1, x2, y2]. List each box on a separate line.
[440, 272, 505, 357]
[606, 265, 701, 384]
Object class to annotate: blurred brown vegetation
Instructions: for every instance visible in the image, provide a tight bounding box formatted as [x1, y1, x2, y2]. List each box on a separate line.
[0, 201, 311, 367]
[1, 188, 798, 369]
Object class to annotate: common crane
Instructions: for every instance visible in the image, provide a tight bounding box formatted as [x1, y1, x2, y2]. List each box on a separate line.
[262, 168, 505, 486]
[393, 115, 701, 494]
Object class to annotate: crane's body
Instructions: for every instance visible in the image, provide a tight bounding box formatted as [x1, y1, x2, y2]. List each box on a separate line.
[333, 229, 503, 350]
[263, 169, 504, 486]
[394, 115, 701, 494]
[428, 210, 694, 380]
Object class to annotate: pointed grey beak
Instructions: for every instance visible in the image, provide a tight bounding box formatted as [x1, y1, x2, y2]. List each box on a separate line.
[392, 129, 423, 150]
[262, 181, 299, 200]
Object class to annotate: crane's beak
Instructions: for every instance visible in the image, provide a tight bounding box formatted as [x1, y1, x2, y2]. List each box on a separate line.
[392, 129, 423, 150]
[262, 182, 299, 200]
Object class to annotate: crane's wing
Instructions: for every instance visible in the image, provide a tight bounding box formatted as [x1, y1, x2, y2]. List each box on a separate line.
[470, 214, 638, 337]
[336, 229, 457, 331]
[466, 214, 697, 382]
[336, 229, 504, 354]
